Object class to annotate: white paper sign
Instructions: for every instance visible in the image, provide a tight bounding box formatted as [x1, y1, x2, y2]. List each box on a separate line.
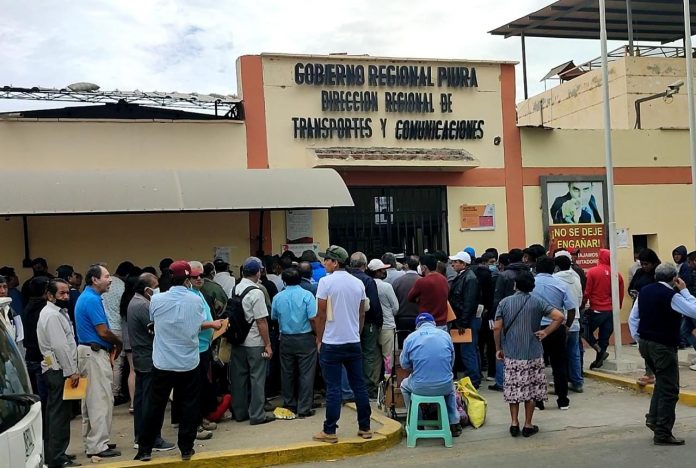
[281, 243, 320, 258]
[286, 210, 313, 241]
[616, 228, 629, 249]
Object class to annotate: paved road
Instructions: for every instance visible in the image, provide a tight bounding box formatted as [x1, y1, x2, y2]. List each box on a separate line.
[293, 378, 696, 468]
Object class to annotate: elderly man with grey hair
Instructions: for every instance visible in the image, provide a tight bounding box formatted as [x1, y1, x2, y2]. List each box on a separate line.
[346, 252, 383, 399]
[381, 252, 404, 285]
[628, 262, 696, 446]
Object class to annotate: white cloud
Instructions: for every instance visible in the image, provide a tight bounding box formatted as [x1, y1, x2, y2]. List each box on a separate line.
[0, 0, 641, 111]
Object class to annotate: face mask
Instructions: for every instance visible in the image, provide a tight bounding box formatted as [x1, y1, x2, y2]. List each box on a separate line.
[488, 264, 499, 273]
[55, 299, 70, 309]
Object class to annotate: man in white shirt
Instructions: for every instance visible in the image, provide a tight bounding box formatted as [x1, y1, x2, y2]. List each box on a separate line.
[37, 278, 79, 468]
[313, 245, 372, 444]
[213, 258, 236, 299]
[367, 259, 399, 375]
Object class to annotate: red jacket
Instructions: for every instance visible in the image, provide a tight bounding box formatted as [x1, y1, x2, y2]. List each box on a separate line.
[582, 249, 624, 311]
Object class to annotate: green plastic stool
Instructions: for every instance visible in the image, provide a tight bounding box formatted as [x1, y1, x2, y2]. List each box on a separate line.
[405, 394, 453, 448]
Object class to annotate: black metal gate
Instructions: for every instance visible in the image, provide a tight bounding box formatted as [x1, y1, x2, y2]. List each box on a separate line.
[328, 186, 448, 259]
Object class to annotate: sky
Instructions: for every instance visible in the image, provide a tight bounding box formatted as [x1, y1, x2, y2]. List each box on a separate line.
[0, 0, 634, 112]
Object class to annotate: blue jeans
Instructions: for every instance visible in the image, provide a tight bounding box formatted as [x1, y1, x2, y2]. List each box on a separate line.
[401, 377, 459, 425]
[341, 368, 354, 401]
[566, 331, 583, 387]
[319, 343, 371, 435]
[459, 317, 481, 388]
[495, 359, 504, 388]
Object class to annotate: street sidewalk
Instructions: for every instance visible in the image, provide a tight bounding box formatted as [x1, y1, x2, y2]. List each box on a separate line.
[584, 343, 696, 406]
[66, 399, 401, 467]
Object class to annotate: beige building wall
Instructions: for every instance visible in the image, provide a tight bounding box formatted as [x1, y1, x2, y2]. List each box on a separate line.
[447, 187, 509, 254]
[521, 128, 691, 167]
[0, 118, 251, 278]
[518, 57, 696, 130]
[0, 119, 247, 169]
[0, 212, 250, 282]
[259, 53, 508, 170]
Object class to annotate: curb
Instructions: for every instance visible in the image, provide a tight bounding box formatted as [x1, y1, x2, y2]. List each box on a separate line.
[97, 405, 402, 468]
[584, 370, 696, 407]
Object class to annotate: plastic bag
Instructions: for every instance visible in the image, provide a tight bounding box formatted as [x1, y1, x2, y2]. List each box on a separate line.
[456, 376, 487, 428]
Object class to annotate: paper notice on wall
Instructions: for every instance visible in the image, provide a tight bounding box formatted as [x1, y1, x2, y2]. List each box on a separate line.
[213, 246, 231, 264]
[286, 210, 313, 242]
[460, 204, 495, 231]
[616, 228, 630, 248]
[281, 243, 320, 258]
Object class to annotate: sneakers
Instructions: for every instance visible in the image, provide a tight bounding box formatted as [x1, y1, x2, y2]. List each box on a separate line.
[181, 449, 195, 460]
[313, 431, 338, 444]
[86, 448, 121, 458]
[488, 384, 503, 392]
[153, 439, 176, 452]
[450, 424, 463, 437]
[133, 451, 151, 461]
[200, 419, 217, 431]
[196, 427, 213, 440]
[689, 363, 696, 371]
[559, 404, 570, 410]
[654, 436, 685, 446]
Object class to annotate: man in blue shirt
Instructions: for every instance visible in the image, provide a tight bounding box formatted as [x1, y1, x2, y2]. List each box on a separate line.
[400, 313, 462, 437]
[271, 267, 317, 417]
[74, 264, 123, 458]
[135, 261, 221, 462]
[532, 256, 578, 410]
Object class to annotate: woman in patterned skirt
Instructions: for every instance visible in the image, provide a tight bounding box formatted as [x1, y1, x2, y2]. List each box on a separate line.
[493, 271, 564, 437]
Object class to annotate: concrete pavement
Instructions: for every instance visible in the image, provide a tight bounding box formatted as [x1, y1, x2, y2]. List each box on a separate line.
[290, 378, 696, 467]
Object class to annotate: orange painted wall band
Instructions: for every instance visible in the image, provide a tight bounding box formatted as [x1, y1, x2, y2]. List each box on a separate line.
[339, 168, 506, 187]
[522, 166, 693, 186]
[240, 55, 273, 255]
[501, 64, 525, 247]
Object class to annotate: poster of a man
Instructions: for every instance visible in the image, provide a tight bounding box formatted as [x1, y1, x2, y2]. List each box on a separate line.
[549, 181, 604, 224]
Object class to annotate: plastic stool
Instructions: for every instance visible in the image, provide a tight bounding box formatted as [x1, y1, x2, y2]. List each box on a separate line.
[405, 394, 453, 448]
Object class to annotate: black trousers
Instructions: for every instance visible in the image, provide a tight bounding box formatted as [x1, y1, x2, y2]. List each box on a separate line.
[478, 318, 496, 377]
[639, 339, 680, 439]
[541, 325, 569, 407]
[134, 371, 164, 444]
[44, 370, 71, 467]
[172, 350, 216, 424]
[139, 367, 200, 454]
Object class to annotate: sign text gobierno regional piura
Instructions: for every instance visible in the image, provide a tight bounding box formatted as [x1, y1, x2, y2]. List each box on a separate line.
[292, 62, 484, 141]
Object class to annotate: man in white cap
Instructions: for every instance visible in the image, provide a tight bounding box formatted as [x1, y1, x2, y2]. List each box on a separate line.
[448, 251, 482, 388]
[366, 259, 399, 377]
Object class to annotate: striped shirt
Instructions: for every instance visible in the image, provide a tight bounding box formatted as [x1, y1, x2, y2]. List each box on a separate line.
[494, 291, 554, 360]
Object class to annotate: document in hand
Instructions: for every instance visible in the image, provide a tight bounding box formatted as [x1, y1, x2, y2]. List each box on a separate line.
[450, 328, 472, 343]
[63, 377, 88, 400]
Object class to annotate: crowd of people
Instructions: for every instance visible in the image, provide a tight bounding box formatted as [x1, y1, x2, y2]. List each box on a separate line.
[2, 242, 696, 464]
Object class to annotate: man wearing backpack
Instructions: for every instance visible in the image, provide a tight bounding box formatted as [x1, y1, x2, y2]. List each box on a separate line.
[229, 257, 276, 425]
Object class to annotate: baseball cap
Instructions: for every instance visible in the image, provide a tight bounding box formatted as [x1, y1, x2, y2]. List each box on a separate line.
[169, 260, 192, 279]
[367, 259, 390, 271]
[449, 251, 472, 264]
[242, 257, 263, 275]
[318, 245, 349, 263]
[415, 312, 435, 327]
[554, 250, 572, 260]
[463, 246, 476, 259]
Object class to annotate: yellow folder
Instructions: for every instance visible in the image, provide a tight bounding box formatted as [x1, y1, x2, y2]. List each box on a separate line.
[63, 377, 88, 400]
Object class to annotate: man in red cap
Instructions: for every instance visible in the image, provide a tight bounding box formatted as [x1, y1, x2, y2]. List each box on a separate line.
[135, 261, 222, 462]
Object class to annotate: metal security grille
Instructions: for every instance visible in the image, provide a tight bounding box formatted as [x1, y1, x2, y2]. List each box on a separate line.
[328, 186, 448, 259]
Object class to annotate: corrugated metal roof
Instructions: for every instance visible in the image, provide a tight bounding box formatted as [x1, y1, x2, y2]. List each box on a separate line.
[0, 168, 353, 215]
[490, 0, 696, 43]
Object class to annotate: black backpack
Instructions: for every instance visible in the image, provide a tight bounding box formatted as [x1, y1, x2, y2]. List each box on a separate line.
[222, 286, 259, 345]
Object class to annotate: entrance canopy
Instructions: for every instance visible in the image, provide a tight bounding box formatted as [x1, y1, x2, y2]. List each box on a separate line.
[490, 0, 696, 43]
[0, 168, 353, 216]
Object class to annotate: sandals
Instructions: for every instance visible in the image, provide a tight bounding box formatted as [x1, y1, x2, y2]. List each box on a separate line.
[522, 425, 539, 437]
[509, 425, 520, 437]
